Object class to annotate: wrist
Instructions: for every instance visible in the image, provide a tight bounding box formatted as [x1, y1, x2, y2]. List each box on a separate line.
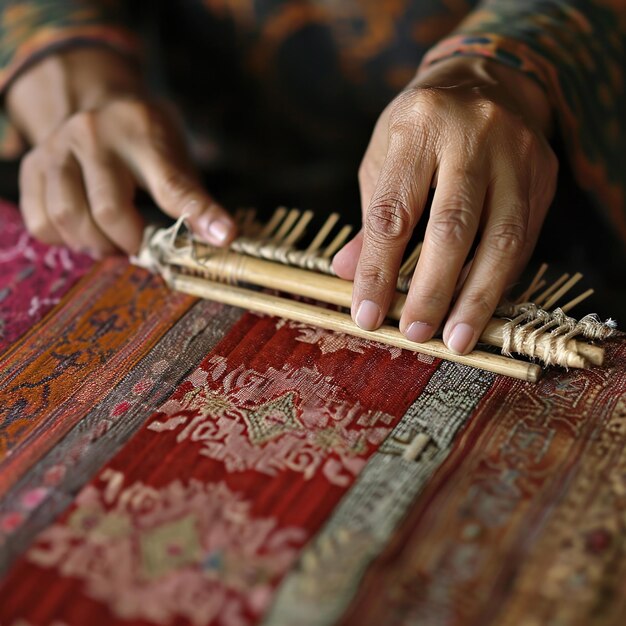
[413, 56, 553, 137]
[6, 47, 144, 145]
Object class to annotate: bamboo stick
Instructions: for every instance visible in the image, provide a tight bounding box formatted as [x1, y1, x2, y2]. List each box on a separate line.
[273, 209, 301, 242]
[284, 210, 314, 246]
[168, 271, 543, 383]
[259, 207, 287, 238]
[322, 225, 353, 258]
[543, 273, 583, 310]
[535, 273, 569, 307]
[169, 244, 600, 368]
[305, 213, 340, 253]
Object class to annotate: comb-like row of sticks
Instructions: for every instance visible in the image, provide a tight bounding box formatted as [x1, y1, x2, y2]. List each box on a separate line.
[132, 208, 617, 382]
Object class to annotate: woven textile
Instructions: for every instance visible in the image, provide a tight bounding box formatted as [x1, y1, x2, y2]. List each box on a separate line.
[0, 199, 625, 625]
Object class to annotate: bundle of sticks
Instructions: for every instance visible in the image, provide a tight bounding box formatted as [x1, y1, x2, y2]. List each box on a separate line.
[133, 208, 617, 382]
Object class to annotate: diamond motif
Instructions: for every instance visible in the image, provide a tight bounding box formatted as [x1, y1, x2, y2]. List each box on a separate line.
[243, 392, 303, 445]
[139, 515, 201, 580]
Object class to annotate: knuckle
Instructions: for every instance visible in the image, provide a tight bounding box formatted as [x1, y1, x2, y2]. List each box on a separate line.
[358, 262, 392, 290]
[20, 149, 38, 173]
[462, 291, 496, 319]
[48, 201, 76, 227]
[67, 111, 99, 149]
[386, 91, 441, 158]
[105, 99, 157, 140]
[515, 126, 538, 157]
[388, 89, 436, 133]
[485, 220, 526, 256]
[366, 191, 414, 242]
[409, 288, 450, 313]
[91, 201, 119, 223]
[123, 99, 161, 135]
[24, 216, 50, 241]
[429, 202, 476, 247]
[477, 99, 504, 124]
[123, 98, 152, 120]
[47, 159, 74, 181]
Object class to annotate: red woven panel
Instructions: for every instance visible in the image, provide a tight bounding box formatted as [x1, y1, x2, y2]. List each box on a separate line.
[0, 313, 440, 625]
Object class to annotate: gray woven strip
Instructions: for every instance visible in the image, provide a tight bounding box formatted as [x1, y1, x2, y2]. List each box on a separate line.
[264, 360, 495, 626]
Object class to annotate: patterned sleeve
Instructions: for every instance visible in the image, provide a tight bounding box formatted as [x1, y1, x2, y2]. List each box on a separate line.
[419, 0, 626, 243]
[0, 0, 141, 156]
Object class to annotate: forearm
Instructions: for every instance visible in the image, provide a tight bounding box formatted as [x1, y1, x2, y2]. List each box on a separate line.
[6, 47, 144, 146]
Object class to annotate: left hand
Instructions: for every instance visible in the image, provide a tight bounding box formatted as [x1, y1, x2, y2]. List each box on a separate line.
[333, 57, 558, 355]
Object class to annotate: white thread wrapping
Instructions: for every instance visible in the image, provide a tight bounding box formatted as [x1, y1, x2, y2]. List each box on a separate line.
[497, 301, 616, 366]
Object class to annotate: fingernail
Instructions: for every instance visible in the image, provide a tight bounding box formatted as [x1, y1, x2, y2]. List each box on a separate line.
[197, 214, 231, 244]
[208, 219, 231, 244]
[447, 323, 475, 355]
[405, 321, 434, 343]
[355, 300, 381, 331]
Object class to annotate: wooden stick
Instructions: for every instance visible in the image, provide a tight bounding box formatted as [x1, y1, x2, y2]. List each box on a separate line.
[273, 208, 301, 242]
[322, 225, 352, 258]
[259, 207, 288, 238]
[240, 208, 258, 237]
[305, 213, 340, 253]
[284, 210, 314, 246]
[168, 245, 597, 368]
[535, 273, 569, 307]
[169, 271, 542, 383]
[543, 272, 583, 310]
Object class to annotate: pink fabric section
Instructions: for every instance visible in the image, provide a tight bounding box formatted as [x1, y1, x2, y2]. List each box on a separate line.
[0, 200, 94, 354]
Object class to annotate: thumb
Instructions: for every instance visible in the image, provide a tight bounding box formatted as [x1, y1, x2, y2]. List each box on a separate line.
[332, 230, 363, 280]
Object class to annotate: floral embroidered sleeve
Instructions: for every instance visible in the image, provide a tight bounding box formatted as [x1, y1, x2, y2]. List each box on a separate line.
[0, 0, 141, 156]
[420, 0, 626, 242]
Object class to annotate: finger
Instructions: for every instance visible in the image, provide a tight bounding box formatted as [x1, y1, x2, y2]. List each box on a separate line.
[79, 152, 144, 254]
[443, 175, 531, 354]
[332, 230, 363, 280]
[19, 152, 63, 245]
[399, 158, 486, 343]
[352, 132, 435, 330]
[45, 155, 116, 256]
[124, 146, 235, 246]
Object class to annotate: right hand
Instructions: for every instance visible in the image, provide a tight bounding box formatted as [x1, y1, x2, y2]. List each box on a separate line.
[8, 50, 235, 257]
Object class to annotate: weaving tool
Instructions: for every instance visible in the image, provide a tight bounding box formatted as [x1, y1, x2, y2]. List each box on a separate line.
[133, 208, 617, 382]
